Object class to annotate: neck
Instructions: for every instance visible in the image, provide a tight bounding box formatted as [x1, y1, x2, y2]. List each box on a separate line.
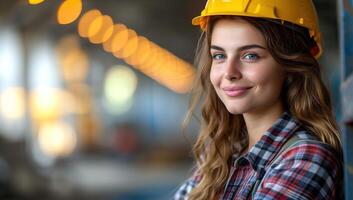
[243, 102, 285, 151]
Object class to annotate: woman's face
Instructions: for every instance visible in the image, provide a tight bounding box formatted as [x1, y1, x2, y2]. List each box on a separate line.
[209, 18, 285, 115]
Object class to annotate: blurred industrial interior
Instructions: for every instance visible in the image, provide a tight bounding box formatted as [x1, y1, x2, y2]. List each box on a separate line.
[0, 0, 343, 199]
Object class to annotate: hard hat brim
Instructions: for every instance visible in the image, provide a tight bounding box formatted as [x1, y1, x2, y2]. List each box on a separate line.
[192, 12, 280, 26]
[192, 14, 322, 59]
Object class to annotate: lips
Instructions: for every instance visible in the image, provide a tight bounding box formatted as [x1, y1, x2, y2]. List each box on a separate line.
[222, 86, 252, 97]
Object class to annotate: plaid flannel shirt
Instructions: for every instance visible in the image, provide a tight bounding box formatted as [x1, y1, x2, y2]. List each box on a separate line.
[174, 112, 343, 200]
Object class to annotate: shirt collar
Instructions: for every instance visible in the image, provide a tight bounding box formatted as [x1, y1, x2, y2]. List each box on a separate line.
[233, 111, 302, 172]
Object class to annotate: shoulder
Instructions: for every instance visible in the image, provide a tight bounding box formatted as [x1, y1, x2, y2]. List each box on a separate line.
[272, 130, 342, 177]
[173, 169, 201, 200]
[255, 132, 343, 199]
[278, 131, 341, 168]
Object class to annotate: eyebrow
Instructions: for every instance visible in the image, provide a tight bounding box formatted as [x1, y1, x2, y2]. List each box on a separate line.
[210, 44, 266, 52]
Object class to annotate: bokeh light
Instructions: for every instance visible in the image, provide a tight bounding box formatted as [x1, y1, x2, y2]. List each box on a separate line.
[38, 121, 77, 157]
[104, 65, 138, 115]
[138, 42, 160, 74]
[87, 15, 104, 40]
[28, 0, 45, 5]
[110, 24, 129, 53]
[0, 87, 25, 120]
[56, 35, 89, 83]
[125, 36, 151, 67]
[88, 15, 114, 44]
[30, 88, 77, 120]
[121, 30, 138, 58]
[77, 10, 196, 93]
[114, 29, 138, 59]
[57, 0, 83, 25]
[78, 9, 102, 38]
[60, 49, 89, 82]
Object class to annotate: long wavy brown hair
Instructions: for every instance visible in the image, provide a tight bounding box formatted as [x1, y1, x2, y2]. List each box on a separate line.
[184, 16, 343, 200]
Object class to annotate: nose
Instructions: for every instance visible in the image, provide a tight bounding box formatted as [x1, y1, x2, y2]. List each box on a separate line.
[224, 60, 241, 80]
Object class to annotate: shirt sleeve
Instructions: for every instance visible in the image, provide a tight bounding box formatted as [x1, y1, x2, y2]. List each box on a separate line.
[253, 143, 342, 200]
[173, 170, 202, 200]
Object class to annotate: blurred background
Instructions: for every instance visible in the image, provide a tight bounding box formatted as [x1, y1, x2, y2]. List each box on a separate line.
[0, 0, 342, 200]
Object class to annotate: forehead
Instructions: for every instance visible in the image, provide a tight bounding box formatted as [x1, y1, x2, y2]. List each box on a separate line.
[210, 18, 266, 48]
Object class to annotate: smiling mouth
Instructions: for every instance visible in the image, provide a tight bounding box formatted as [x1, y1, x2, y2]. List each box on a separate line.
[222, 87, 252, 97]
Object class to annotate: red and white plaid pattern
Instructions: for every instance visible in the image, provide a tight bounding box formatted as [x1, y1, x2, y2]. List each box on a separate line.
[174, 112, 343, 200]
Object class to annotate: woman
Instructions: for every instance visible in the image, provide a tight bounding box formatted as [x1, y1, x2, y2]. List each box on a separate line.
[174, 0, 343, 199]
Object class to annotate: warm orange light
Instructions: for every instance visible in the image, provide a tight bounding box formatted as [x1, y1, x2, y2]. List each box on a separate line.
[102, 22, 115, 43]
[0, 87, 26, 120]
[113, 29, 138, 59]
[110, 25, 129, 53]
[57, 0, 83, 25]
[159, 53, 176, 80]
[138, 42, 162, 75]
[103, 24, 126, 52]
[88, 15, 113, 44]
[154, 51, 171, 81]
[87, 15, 103, 39]
[38, 121, 77, 157]
[56, 35, 81, 54]
[156, 56, 195, 93]
[66, 83, 92, 114]
[167, 70, 195, 93]
[121, 30, 138, 58]
[30, 88, 77, 120]
[159, 56, 180, 82]
[60, 49, 89, 82]
[136, 42, 154, 71]
[125, 37, 150, 67]
[147, 48, 165, 79]
[30, 89, 60, 120]
[28, 0, 45, 5]
[78, 10, 102, 38]
[102, 25, 117, 52]
[56, 36, 89, 83]
[127, 40, 196, 93]
[76, 9, 196, 93]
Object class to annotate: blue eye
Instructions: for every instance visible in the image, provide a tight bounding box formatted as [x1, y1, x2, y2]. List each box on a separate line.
[212, 53, 226, 60]
[242, 53, 259, 61]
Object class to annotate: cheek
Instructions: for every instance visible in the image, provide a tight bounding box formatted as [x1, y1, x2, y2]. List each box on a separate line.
[209, 67, 221, 87]
[246, 67, 272, 84]
[246, 64, 283, 88]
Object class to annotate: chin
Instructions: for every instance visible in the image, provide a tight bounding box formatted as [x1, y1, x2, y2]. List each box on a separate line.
[224, 105, 248, 115]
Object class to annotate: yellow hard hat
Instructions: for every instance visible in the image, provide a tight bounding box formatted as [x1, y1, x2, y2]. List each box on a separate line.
[192, 0, 322, 58]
